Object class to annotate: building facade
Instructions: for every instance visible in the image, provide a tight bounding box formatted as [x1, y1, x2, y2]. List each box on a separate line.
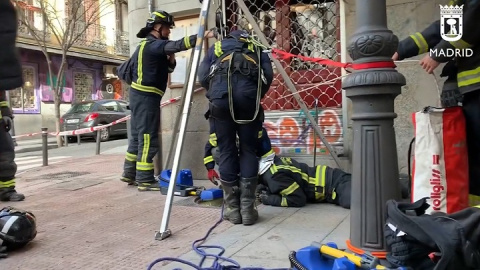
[11, 0, 130, 136]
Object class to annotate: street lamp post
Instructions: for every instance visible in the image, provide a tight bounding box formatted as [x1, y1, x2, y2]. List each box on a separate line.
[342, 0, 406, 254]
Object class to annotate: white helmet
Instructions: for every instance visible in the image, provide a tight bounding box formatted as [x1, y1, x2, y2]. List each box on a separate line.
[258, 152, 276, 175]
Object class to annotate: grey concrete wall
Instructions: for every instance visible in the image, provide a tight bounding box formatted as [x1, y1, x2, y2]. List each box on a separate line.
[343, 0, 445, 174]
[127, 0, 216, 180]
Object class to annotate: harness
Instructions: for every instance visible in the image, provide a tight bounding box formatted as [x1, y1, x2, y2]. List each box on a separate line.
[209, 35, 266, 124]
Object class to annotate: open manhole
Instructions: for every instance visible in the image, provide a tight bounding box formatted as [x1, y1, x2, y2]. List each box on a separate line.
[40, 171, 91, 180]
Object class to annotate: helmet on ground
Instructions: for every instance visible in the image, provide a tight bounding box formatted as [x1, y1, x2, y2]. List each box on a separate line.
[147, 10, 175, 28]
[258, 151, 276, 175]
[0, 206, 37, 251]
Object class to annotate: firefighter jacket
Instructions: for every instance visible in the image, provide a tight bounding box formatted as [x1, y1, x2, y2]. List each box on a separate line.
[397, 20, 457, 81]
[197, 34, 274, 101]
[259, 156, 337, 207]
[385, 197, 480, 270]
[430, 0, 480, 94]
[130, 34, 197, 97]
[0, 0, 23, 91]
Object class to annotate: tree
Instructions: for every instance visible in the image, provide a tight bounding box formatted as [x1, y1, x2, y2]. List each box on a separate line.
[15, 0, 113, 146]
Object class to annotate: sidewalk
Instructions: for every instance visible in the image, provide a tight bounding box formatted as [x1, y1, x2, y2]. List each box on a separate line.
[1, 154, 350, 270]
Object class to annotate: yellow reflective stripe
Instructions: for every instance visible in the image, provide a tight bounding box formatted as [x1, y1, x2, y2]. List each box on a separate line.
[276, 165, 309, 182]
[0, 101, 8, 107]
[152, 11, 165, 18]
[247, 43, 254, 52]
[314, 165, 327, 200]
[258, 130, 263, 138]
[214, 41, 223, 57]
[136, 162, 154, 171]
[409, 32, 428, 54]
[450, 39, 472, 49]
[125, 152, 137, 162]
[0, 179, 16, 188]
[262, 149, 275, 158]
[131, 82, 165, 96]
[137, 40, 147, 85]
[204, 156, 214, 164]
[469, 194, 480, 207]
[209, 133, 217, 147]
[457, 67, 480, 87]
[184, 36, 192, 49]
[141, 134, 150, 163]
[280, 182, 299, 196]
[281, 197, 288, 207]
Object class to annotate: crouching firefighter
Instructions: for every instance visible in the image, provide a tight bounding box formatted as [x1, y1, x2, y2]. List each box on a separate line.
[119, 10, 215, 191]
[198, 30, 274, 225]
[0, 207, 37, 258]
[0, 0, 25, 202]
[256, 131, 352, 209]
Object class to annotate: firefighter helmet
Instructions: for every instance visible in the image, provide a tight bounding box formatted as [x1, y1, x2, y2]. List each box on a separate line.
[0, 206, 37, 251]
[146, 10, 175, 28]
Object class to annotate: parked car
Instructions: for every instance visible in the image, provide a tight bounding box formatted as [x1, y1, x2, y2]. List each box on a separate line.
[61, 99, 130, 142]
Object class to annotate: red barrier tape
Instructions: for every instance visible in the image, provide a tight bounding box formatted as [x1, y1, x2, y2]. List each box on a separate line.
[271, 48, 397, 70]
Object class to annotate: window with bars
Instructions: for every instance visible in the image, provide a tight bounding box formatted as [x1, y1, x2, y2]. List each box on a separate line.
[9, 66, 39, 113]
[73, 72, 94, 102]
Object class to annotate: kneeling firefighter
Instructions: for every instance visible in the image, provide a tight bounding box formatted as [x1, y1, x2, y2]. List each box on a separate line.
[119, 10, 214, 191]
[0, 0, 25, 202]
[198, 30, 274, 225]
[0, 207, 37, 258]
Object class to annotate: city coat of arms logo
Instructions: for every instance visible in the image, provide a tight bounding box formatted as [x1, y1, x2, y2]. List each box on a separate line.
[440, 5, 464, 42]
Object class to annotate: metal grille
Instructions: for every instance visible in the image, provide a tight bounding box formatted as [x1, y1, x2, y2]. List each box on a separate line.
[224, 0, 342, 110]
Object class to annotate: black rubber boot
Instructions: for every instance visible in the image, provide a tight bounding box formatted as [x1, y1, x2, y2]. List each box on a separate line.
[0, 188, 25, 202]
[221, 180, 242, 224]
[137, 181, 160, 191]
[120, 176, 137, 186]
[239, 177, 259, 226]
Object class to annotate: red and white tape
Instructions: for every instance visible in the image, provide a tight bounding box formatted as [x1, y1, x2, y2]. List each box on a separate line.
[11, 88, 204, 139]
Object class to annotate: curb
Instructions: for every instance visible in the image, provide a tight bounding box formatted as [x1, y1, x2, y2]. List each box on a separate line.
[15, 144, 58, 154]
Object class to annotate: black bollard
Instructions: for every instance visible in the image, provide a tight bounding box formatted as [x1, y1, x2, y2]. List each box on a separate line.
[41, 127, 48, 166]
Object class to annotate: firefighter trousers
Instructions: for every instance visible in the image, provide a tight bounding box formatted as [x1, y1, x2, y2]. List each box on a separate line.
[326, 168, 351, 209]
[209, 98, 263, 184]
[0, 122, 17, 190]
[123, 88, 160, 183]
[462, 90, 480, 199]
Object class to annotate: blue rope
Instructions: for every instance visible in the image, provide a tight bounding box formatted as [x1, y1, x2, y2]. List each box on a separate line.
[147, 203, 291, 270]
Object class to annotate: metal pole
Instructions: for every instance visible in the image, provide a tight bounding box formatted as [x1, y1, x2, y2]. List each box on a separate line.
[96, 130, 101, 155]
[156, 0, 211, 241]
[342, 0, 405, 253]
[64, 135, 68, 147]
[313, 98, 318, 167]
[41, 127, 48, 166]
[235, 0, 343, 170]
[163, 48, 196, 170]
[77, 134, 81, 145]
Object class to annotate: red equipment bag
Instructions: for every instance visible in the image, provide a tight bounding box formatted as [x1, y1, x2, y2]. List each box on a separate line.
[411, 106, 469, 214]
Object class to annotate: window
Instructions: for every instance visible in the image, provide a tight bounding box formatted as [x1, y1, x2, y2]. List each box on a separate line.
[73, 71, 94, 102]
[9, 66, 40, 113]
[67, 102, 95, 113]
[99, 100, 120, 112]
[168, 16, 209, 88]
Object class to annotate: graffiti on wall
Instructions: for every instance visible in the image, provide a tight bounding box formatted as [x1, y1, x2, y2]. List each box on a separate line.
[263, 109, 343, 155]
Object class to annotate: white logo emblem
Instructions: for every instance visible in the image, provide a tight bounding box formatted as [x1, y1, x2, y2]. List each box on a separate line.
[440, 5, 463, 42]
[106, 84, 114, 94]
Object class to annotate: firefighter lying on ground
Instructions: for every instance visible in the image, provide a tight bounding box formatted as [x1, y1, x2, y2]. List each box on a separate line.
[392, 18, 460, 107]
[407, 0, 480, 204]
[0, 0, 26, 201]
[204, 127, 352, 209]
[198, 30, 274, 226]
[120, 10, 215, 191]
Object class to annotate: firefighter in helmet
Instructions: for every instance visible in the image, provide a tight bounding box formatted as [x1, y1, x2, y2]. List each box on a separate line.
[0, 0, 25, 202]
[198, 30, 274, 226]
[120, 10, 214, 191]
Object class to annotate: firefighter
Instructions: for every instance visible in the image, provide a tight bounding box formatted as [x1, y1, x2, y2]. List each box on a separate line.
[392, 19, 460, 107]
[120, 10, 215, 191]
[0, 0, 25, 202]
[198, 30, 274, 225]
[416, 0, 480, 204]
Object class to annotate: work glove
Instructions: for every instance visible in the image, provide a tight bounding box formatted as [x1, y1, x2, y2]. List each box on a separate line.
[257, 191, 270, 205]
[207, 169, 219, 186]
[1, 116, 13, 132]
